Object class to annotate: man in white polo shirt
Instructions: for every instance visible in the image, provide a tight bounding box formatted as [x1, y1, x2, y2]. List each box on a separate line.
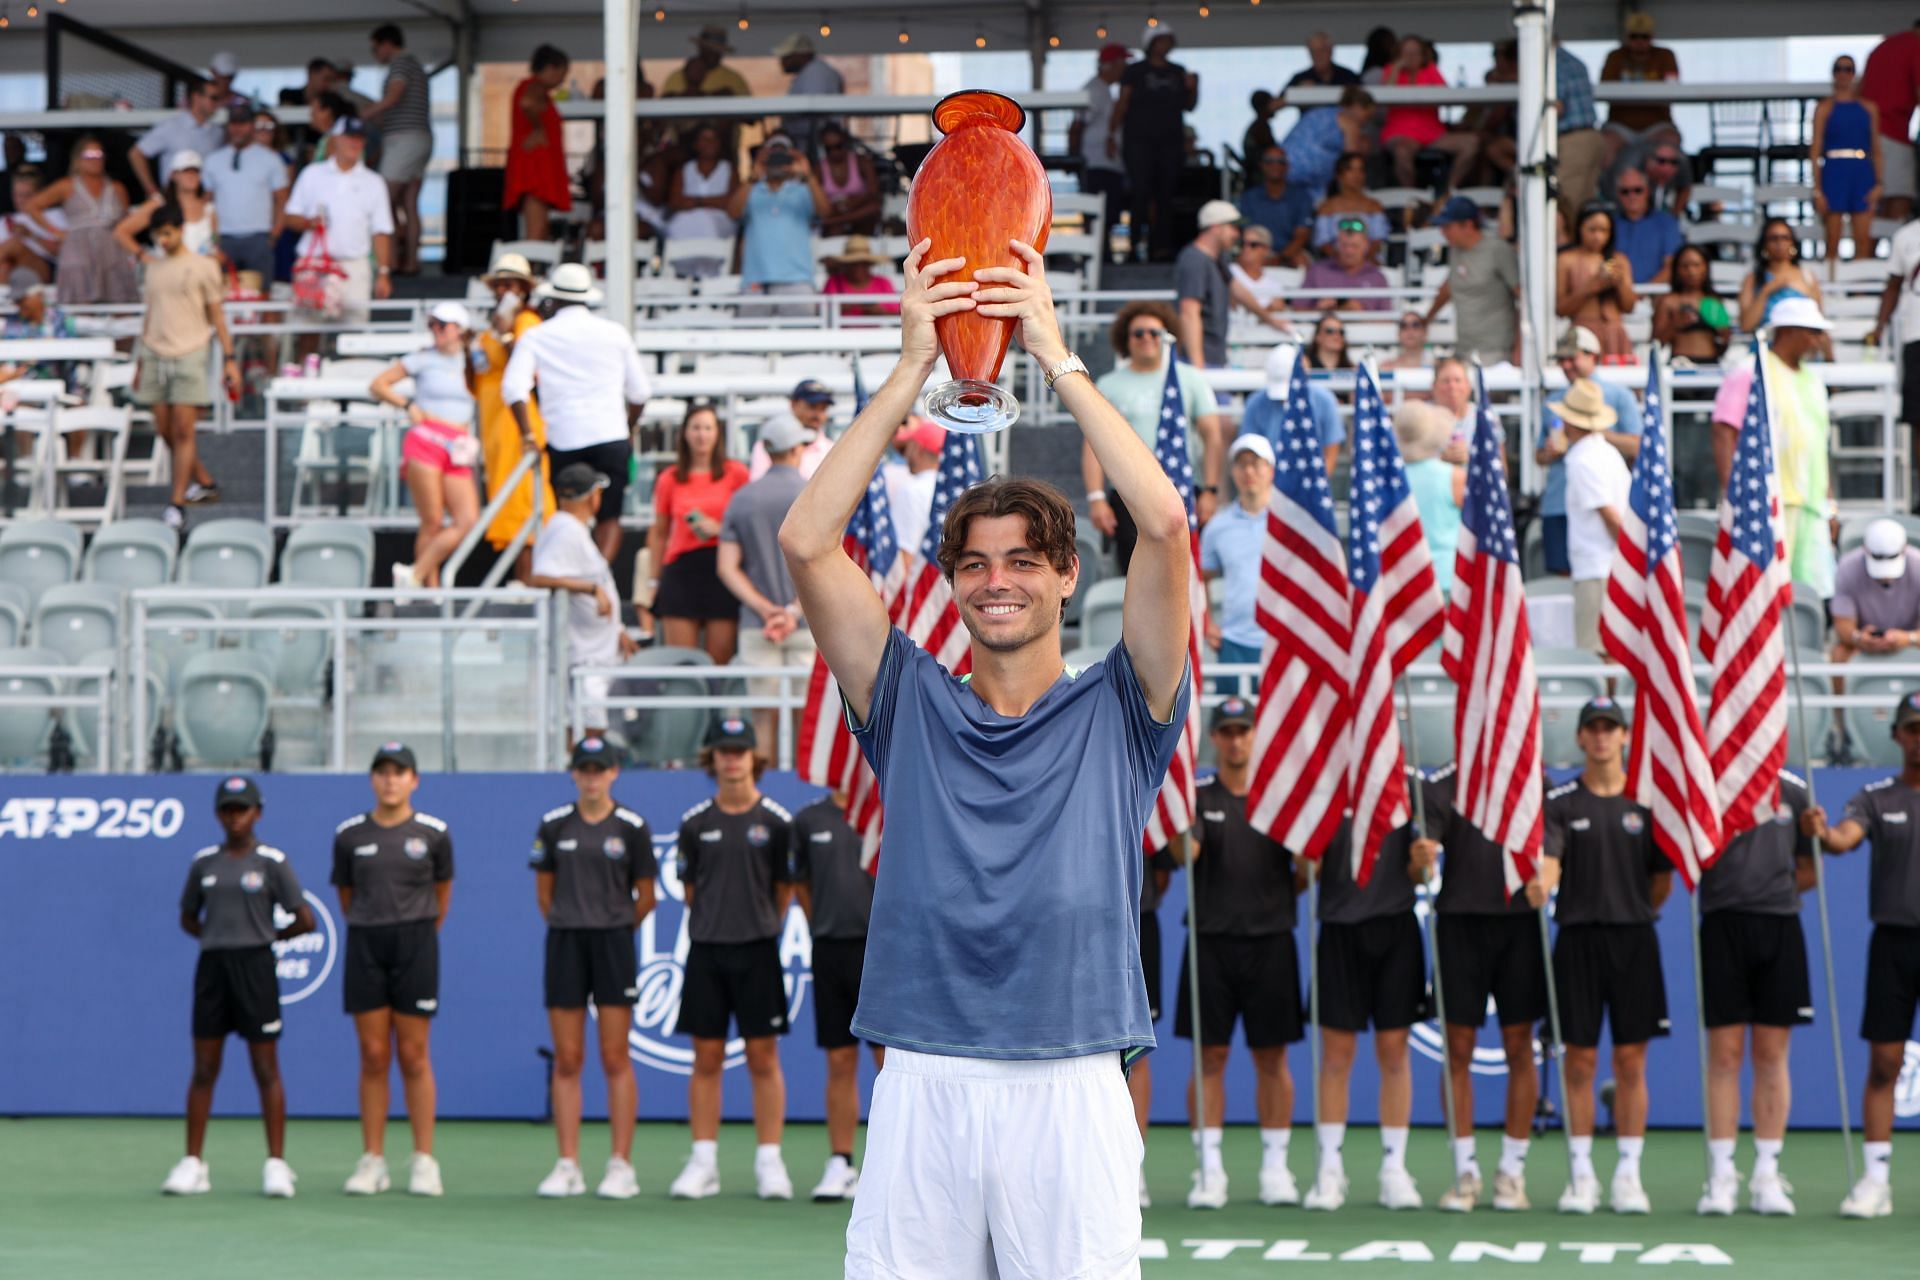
[203, 99, 290, 284]
[129, 80, 224, 201]
[502, 263, 653, 563]
[283, 117, 394, 323]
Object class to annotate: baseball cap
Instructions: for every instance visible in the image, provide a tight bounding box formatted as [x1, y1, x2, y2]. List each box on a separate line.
[1197, 199, 1243, 230]
[553, 462, 610, 500]
[1098, 43, 1131, 63]
[1211, 696, 1256, 730]
[790, 379, 833, 405]
[1624, 12, 1656, 37]
[1578, 696, 1629, 730]
[429, 300, 473, 329]
[707, 715, 758, 750]
[1229, 433, 1275, 466]
[1261, 344, 1300, 396]
[171, 150, 204, 172]
[331, 116, 367, 139]
[772, 33, 815, 58]
[1555, 326, 1603, 359]
[1864, 518, 1910, 580]
[210, 51, 239, 77]
[570, 735, 619, 769]
[758, 411, 817, 454]
[1431, 195, 1483, 227]
[1894, 691, 1920, 732]
[1144, 21, 1178, 45]
[370, 741, 417, 771]
[895, 417, 948, 454]
[215, 775, 262, 809]
[1767, 296, 1833, 333]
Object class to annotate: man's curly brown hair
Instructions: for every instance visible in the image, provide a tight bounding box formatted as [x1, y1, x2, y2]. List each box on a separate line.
[934, 477, 1079, 582]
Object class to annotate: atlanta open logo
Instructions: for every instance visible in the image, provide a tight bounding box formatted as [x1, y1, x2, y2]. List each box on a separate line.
[272, 890, 337, 1005]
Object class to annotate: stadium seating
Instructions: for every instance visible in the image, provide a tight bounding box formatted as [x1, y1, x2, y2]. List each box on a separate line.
[1843, 663, 1920, 769]
[1064, 530, 1105, 628]
[612, 646, 717, 768]
[171, 649, 276, 769]
[1064, 644, 1110, 670]
[31, 582, 121, 666]
[1674, 512, 1719, 584]
[0, 519, 84, 605]
[1080, 579, 1128, 654]
[1837, 511, 1920, 558]
[177, 519, 275, 596]
[280, 523, 375, 590]
[245, 597, 333, 698]
[1535, 649, 1610, 769]
[140, 598, 224, 696]
[63, 646, 161, 768]
[82, 518, 178, 591]
[46, 406, 133, 525]
[0, 582, 29, 649]
[0, 647, 62, 766]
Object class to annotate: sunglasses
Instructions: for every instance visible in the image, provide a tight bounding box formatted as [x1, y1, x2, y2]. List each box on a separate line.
[253, 121, 275, 131]
[1130, 326, 1166, 339]
[1399, 319, 1425, 330]
[79, 149, 104, 160]
[1337, 219, 1367, 233]
[1616, 185, 1647, 194]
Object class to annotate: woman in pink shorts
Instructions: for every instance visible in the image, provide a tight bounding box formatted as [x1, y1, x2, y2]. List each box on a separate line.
[370, 301, 481, 588]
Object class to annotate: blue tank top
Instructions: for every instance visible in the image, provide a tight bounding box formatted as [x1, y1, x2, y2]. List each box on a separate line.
[1404, 457, 1462, 592]
[1820, 100, 1872, 154]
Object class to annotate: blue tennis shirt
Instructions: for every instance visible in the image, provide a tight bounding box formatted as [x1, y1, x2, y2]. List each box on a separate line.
[848, 627, 1190, 1060]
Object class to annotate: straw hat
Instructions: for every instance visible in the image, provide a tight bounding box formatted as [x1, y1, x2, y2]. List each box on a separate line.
[1393, 401, 1456, 464]
[1552, 378, 1620, 431]
[826, 234, 887, 268]
[484, 252, 537, 284]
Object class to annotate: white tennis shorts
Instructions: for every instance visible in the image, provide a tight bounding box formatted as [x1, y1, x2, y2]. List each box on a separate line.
[845, 1048, 1142, 1280]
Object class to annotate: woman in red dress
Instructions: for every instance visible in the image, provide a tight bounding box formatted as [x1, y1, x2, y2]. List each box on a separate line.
[505, 45, 573, 242]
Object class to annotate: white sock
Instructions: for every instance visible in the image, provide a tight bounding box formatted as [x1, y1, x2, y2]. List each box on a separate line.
[1753, 1137, 1783, 1179]
[1498, 1135, 1529, 1178]
[755, 1143, 781, 1162]
[691, 1139, 718, 1167]
[1865, 1141, 1892, 1186]
[1708, 1138, 1736, 1179]
[1313, 1123, 1344, 1170]
[1570, 1135, 1595, 1182]
[1199, 1126, 1225, 1175]
[1380, 1126, 1409, 1174]
[1452, 1135, 1479, 1177]
[1616, 1135, 1644, 1178]
[1260, 1127, 1291, 1170]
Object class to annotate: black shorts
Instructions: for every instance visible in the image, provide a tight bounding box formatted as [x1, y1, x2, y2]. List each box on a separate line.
[811, 936, 867, 1049]
[343, 920, 440, 1018]
[1141, 911, 1163, 1023]
[674, 938, 789, 1040]
[544, 926, 638, 1009]
[1437, 911, 1548, 1028]
[547, 439, 631, 523]
[1554, 922, 1671, 1047]
[1861, 923, 1920, 1044]
[1318, 913, 1428, 1032]
[1700, 911, 1812, 1029]
[1175, 932, 1304, 1048]
[192, 947, 283, 1043]
[654, 546, 737, 621]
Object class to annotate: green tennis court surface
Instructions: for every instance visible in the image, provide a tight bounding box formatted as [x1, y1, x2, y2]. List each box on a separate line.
[1, 1120, 1908, 1277]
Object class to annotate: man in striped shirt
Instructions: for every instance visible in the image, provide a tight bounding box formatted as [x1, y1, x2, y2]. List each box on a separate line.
[364, 23, 434, 275]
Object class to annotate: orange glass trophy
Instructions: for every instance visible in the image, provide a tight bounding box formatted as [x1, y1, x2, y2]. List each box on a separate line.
[906, 90, 1052, 433]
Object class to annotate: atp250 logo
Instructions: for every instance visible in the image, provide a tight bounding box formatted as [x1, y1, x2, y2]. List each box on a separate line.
[0, 796, 186, 840]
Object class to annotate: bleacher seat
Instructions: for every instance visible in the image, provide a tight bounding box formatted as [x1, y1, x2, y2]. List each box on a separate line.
[1064, 530, 1106, 628]
[83, 518, 178, 591]
[1064, 644, 1111, 670]
[142, 598, 223, 695]
[245, 598, 332, 697]
[0, 582, 29, 648]
[0, 519, 83, 605]
[489, 239, 562, 272]
[0, 646, 62, 766]
[30, 583, 121, 666]
[614, 646, 715, 768]
[65, 646, 160, 769]
[1079, 578, 1127, 653]
[1674, 512, 1718, 584]
[280, 524, 374, 590]
[172, 649, 275, 769]
[48, 405, 132, 524]
[1838, 512, 1920, 558]
[1844, 663, 1920, 769]
[177, 519, 274, 594]
[1535, 648, 1610, 768]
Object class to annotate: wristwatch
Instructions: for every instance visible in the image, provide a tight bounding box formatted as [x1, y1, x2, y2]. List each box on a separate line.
[1043, 352, 1088, 391]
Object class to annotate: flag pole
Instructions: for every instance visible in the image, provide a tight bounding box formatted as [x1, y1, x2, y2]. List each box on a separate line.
[1308, 865, 1322, 1151]
[1182, 830, 1208, 1188]
[1537, 900, 1576, 1187]
[1399, 675, 1460, 1158]
[1688, 890, 1715, 1185]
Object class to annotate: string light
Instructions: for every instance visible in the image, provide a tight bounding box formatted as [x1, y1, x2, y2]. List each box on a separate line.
[897, 21, 909, 44]
[654, 8, 666, 20]
[974, 26, 987, 48]
[1197, 3, 1209, 14]
[1095, 17, 1108, 38]
[1048, 34, 1060, 47]
[819, 13, 831, 37]
[26, 2, 38, 14]
[1146, 12, 1160, 29]
[736, 5, 749, 30]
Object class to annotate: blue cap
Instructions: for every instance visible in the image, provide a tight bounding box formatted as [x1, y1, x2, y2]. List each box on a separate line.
[570, 735, 620, 769]
[790, 379, 833, 405]
[1431, 195, 1482, 227]
[1211, 696, 1256, 730]
[1578, 696, 1628, 730]
[706, 715, 758, 750]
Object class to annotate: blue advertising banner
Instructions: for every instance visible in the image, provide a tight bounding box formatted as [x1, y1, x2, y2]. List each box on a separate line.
[1, 768, 1916, 1131]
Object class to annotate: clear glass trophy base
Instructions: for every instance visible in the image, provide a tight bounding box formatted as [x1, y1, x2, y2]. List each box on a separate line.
[924, 378, 1019, 434]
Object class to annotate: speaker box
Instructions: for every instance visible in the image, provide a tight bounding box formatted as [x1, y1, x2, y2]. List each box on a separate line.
[444, 167, 512, 273]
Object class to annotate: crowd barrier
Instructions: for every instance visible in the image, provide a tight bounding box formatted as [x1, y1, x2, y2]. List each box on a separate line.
[2, 769, 1915, 1131]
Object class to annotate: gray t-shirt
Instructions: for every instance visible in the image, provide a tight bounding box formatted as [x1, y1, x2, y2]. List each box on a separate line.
[401, 348, 475, 427]
[1318, 772, 1448, 924]
[1700, 773, 1808, 916]
[1190, 778, 1297, 934]
[1446, 234, 1521, 363]
[380, 53, 433, 135]
[531, 803, 658, 930]
[1840, 776, 1920, 927]
[1543, 779, 1670, 926]
[790, 797, 871, 940]
[1830, 548, 1920, 632]
[719, 465, 808, 630]
[330, 811, 454, 927]
[1432, 763, 1535, 916]
[1174, 243, 1232, 368]
[677, 795, 792, 944]
[180, 843, 305, 951]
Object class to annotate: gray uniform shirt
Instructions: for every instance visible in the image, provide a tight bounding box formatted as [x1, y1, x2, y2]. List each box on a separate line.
[1318, 771, 1447, 924]
[1446, 235, 1521, 363]
[1543, 779, 1668, 926]
[1700, 773, 1809, 916]
[1840, 777, 1920, 927]
[532, 804, 657, 930]
[790, 797, 871, 940]
[719, 466, 808, 630]
[331, 811, 454, 927]
[678, 795, 793, 944]
[180, 843, 304, 951]
[1174, 243, 1231, 368]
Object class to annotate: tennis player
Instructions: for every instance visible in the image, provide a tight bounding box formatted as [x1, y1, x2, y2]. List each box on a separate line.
[162, 776, 315, 1199]
[332, 742, 453, 1198]
[781, 238, 1192, 1279]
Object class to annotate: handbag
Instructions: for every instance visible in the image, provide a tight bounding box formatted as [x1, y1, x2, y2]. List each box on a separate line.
[292, 223, 348, 319]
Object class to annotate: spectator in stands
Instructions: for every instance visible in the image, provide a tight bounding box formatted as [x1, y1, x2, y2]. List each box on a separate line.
[1393, 400, 1464, 590]
[1738, 218, 1825, 334]
[821, 235, 899, 322]
[116, 153, 217, 262]
[751, 381, 837, 478]
[1071, 45, 1130, 262]
[1113, 23, 1198, 263]
[1539, 327, 1643, 575]
[504, 45, 573, 244]
[1237, 145, 1313, 267]
[1427, 355, 1478, 446]
[646, 400, 751, 665]
[728, 134, 829, 319]
[1861, 21, 1920, 223]
[1599, 13, 1682, 170]
[1813, 55, 1884, 265]
[776, 34, 844, 154]
[371, 302, 480, 590]
[304, 92, 353, 167]
[1242, 92, 1279, 174]
[1360, 27, 1398, 80]
[1088, 300, 1225, 560]
[1302, 217, 1390, 310]
[1289, 31, 1361, 90]
[719, 412, 817, 748]
[1555, 381, 1630, 652]
[882, 416, 945, 552]
[1178, 201, 1290, 373]
[532, 464, 640, 734]
[1379, 35, 1478, 193]
[1201, 433, 1278, 667]
[1300, 314, 1353, 370]
[363, 24, 433, 276]
[0, 284, 79, 401]
[0, 166, 61, 292]
[135, 204, 238, 531]
[1381, 311, 1431, 398]
[1229, 225, 1290, 319]
[207, 52, 240, 101]
[1712, 298, 1837, 599]
[1424, 195, 1520, 365]
[129, 80, 223, 203]
[1877, 214, 1920, 434]
[1556, 41, 1606, 226]
[664, 25, 752, 153]
[664, 122, 739, 277]
[1241, 344, 1346, 476]
[1653, 243, 1732, 363]
[204, 99, 289, 285]
[1609, 167, 1682, 284]
[284, 118, 396, 323]
[473, 254, 552, 582]
[1284, 88, 1376, 210]
[505, 263, 652, 564]
[1556, 205, 1637, 359]
[1640, 141, 1690, 216]
[1463, 40, 1520, 187]
[1312, 151, 1389, 254]
[813, 123, 879, 237]
[26, 136, 137, 305]
[1832, 518, 1920, 657]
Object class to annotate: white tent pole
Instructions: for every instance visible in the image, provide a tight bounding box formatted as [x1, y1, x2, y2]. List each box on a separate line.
[1514, 0, 1554, 408]
[602, 0, 639, 332]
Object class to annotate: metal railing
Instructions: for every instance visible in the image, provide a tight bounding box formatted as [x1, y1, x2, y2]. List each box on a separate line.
[0, 662, 114, 774]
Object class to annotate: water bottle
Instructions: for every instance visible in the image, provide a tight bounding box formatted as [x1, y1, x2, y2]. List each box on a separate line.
[303, 353, 321, 378]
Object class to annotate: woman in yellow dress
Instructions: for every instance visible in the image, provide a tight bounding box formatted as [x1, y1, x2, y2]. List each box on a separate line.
[472, 254, 554, 580]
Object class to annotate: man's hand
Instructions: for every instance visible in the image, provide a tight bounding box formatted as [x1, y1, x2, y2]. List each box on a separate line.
[222, 359, 241, 398]
[1196, 490, 1217, 525]
[897, 239, 976, 375]
[1089, 497, 1118, 537]
[763, 608, 797, 643]
[1409, 837, 1439, 881]
[1441, 438, 1470, 466]
[972, 239, 1067, 367]
[1204, 615, 1222, 651]
[617, 628, 640, 658]
[1800, 804, 1828, 840]
[1525, 857, 1560, 907]
[374, 271, 393, 301]
[595, 585, 616, 618]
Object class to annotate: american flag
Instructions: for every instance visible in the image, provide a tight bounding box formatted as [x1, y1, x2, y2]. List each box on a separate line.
[1142, 354, 1207, 853]
[1247, 348, 1350, 858]
[1441, 376, 1543, 893]
[1344, 362, 1445, 884]
[1699, 347, 1790, 836]
[1599, 356, 1723, 886]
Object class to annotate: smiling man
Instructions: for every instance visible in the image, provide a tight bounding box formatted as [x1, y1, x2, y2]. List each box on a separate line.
[781, 237, 1192, 1279]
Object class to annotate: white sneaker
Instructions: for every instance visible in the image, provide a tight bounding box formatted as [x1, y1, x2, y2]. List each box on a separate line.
[812, 1156, 860, 1202]
[670, 1157, 720, 1200]
[1749, 1171, 1795, 1216]
[343, 1153, 389, 1195]
[1304, 1166, 1348, 1211]
[162, 504, 185, 531]
[1438, 1169, 1482, 1213]
[408, 1153, 443, 1197]
[754, 1150, 793, 1201]
[537, 1158, 586, 1198]
[1558, 1173, 1601, 1214]
[161, 1156, 210, 1196]
[392, 562, 416, 590]
[1610, 1170, 1651, 1214]
[1187, 1168, 1229, 1209]
[1379, 1166, 1422, 1210]
[262, 1157, 297, 1199]
[1839, 1176, 1892, 1219]
[1696, 1171, 1738, 1216]
[1138, 1166, 1151, 1209]
[1259, 1163, 1299, 1206]
[597, 1157, 640, 1200]
[1492, 1170, 1529, 1211]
